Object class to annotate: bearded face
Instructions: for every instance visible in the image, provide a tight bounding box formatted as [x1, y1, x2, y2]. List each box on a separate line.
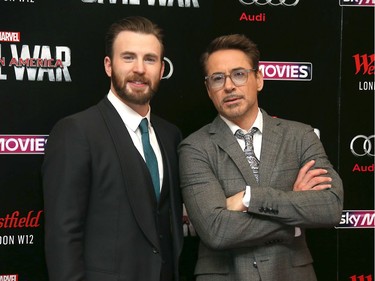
[104, 31, 165, 114]
[111, 70, 159, 105]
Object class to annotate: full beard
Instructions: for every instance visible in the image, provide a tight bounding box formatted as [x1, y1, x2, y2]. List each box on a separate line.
[112, 73, 159, 105]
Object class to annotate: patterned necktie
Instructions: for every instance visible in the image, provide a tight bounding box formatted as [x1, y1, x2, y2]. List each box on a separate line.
[235, 127, 260, 182]
[139, 118, 160, 201]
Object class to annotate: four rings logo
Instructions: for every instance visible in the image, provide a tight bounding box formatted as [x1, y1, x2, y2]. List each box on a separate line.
[350, 135, 374, 157]
[239, 0, 300, 6]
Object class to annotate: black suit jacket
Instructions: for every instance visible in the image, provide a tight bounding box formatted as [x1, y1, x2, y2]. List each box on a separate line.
[42, 97, 183, 281]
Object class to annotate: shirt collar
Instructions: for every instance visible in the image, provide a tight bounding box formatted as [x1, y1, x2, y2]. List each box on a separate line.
[220, 108, 263, 135]
[107, 90, 151, 132]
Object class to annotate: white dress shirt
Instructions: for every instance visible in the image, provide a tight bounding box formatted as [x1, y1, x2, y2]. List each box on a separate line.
[220, 109, 263, 207]
[107, 90, 164, 192]
[220, 108, 263, 161]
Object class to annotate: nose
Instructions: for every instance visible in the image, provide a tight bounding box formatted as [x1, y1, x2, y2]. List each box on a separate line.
[223, 75, 235, 92]
[133, 59, 145, 74]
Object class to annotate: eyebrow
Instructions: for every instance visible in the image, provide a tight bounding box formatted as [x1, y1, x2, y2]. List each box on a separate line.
[120, 51, 160, 59]
[211, 67, 247, 75]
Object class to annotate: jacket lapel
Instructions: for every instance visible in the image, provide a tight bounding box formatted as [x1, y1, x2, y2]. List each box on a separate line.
[151, 115, 184, 259]
[151, 118, 171, 203]
[258, 110, 283, 186]
[97, 98, 160, 249]
[209, 116, 258, 187]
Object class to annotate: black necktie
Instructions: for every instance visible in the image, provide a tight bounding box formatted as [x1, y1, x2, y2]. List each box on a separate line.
[235, 127, 260, 182]
[139, 118, 160, 201]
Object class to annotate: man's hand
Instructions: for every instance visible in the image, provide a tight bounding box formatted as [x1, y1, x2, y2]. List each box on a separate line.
[293, 160, 332, 191]
[226, 191, 247, 211]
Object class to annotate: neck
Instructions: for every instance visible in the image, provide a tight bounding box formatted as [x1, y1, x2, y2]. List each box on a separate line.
[112, 89, 150, 117]
[233, 110, 259, 132]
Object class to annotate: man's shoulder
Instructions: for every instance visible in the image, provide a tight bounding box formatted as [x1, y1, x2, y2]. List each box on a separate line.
[181, 123, 212, 145]
[49, 100, 105, 136]
[263, 111, 313, 133]
[276, 117, 311, 129]
[58, 105, 99, 126]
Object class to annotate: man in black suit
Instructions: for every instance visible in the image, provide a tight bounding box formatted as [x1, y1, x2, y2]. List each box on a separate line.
[42, 16, 183, 281]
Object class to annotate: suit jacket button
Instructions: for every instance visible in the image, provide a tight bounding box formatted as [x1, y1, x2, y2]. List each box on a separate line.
[153, 248, 159, 254]
[253, 261, 258, 268]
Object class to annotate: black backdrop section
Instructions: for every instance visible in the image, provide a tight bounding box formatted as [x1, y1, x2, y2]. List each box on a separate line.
[338, 5, 374, 281]
[0, 1, 374, 281]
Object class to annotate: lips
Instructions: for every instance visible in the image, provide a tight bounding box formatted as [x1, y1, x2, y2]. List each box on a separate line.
[223, 94, 242, 104]
[128, 77, 149, 88]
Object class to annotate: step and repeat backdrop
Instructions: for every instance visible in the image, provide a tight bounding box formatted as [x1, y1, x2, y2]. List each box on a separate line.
[0, 1, 374, 281]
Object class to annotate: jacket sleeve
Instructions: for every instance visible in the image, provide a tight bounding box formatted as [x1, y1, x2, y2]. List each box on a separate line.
[248, 126, 344, 228]
[42, 117, 90, 281]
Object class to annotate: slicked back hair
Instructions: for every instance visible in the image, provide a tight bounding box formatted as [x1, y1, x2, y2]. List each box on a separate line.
[201, 34, 260, 75]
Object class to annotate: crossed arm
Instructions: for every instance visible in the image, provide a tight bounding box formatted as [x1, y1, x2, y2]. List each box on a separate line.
[179, 128, 343, 250]
[227, 160, 333, 211]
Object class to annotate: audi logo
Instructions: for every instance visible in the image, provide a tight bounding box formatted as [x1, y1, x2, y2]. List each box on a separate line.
[239, 0, 300, 6]
[350, 135, 374, 157]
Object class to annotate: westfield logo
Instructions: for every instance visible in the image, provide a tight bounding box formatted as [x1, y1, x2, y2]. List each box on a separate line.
[353, 54, 375, 75]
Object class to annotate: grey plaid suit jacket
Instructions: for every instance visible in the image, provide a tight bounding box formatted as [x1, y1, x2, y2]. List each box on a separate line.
[179, 109, 343, 281]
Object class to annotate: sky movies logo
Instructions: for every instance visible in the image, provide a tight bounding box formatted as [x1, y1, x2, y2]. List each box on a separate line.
[336, 210, 375, 229]
[0, 135, 48, 154]
[259, 61, 312, 81]
[339, 0, 375, 7]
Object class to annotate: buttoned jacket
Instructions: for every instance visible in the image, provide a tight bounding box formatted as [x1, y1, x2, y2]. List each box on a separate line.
[179, 110, 343, 281]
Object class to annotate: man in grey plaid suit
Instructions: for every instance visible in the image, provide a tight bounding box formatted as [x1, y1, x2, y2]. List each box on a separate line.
[179, 34, 343, 281]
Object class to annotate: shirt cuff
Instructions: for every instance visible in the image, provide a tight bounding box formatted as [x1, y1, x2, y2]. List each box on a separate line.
[242, 185, 251, 208]
[295, 227, 301, 237]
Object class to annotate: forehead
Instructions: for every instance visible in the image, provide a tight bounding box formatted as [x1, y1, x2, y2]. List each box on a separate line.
[113, 31, 162, 57]
[206, 49, 251, 73]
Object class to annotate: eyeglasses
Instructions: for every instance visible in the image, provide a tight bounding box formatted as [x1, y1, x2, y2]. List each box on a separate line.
[205, 68, 258, 90]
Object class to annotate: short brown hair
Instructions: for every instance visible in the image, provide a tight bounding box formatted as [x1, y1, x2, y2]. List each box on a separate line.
[105, 16, 164, 60]
[201, 34, 260, 74]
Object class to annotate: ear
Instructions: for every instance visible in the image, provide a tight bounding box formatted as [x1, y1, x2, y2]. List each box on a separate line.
[104, 56, 112, 77]
[256, 70, 264, 92]
[159, 60, 165, 80]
